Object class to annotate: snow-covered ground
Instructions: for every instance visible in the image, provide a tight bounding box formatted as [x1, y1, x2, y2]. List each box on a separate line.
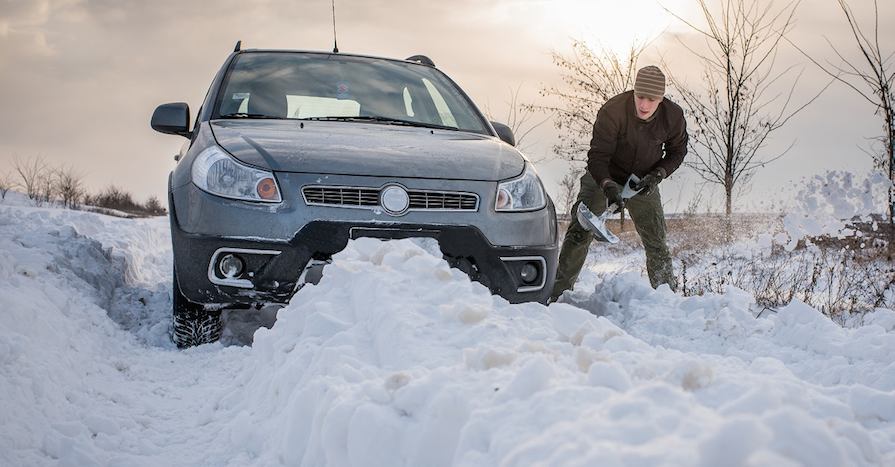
[2, 192, 894, 466]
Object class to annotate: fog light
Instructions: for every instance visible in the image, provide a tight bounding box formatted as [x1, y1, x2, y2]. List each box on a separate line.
[520, 262, 539, 284]
[219, 254, 244, 279]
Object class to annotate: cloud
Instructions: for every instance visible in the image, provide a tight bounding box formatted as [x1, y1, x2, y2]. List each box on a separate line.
[0, 0, 51, 25]
[0, 0, 893, 205]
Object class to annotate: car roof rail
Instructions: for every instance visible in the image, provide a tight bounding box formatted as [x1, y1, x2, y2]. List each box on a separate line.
[405, 55, 435, 67]
[234, 40, 242, 52]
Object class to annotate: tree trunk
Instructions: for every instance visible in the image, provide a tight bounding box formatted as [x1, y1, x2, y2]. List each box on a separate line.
[889, 139, 893, 226]
[724, 175, 733, 217]
[723, 178, 734, 241]
[889, 129, 894, 252]
[889, 122, 894, 228]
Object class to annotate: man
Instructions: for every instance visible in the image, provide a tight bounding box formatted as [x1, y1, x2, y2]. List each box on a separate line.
[550, 65, 688, 301]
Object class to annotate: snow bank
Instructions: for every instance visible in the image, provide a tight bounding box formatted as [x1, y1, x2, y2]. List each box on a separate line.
[211, 240, 895, 466]
[1, 202, 894, 466]
[0, 206, 238, 467]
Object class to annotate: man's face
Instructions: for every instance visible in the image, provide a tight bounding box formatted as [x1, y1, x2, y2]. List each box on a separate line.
[634, 94, 662, 120]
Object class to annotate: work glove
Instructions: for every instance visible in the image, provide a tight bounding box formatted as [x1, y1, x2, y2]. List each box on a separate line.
[602, 181, 625, 213]
[636, 168, 665, 195]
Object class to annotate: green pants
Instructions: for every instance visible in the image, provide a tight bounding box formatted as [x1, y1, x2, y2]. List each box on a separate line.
[551, 173, 676, 299]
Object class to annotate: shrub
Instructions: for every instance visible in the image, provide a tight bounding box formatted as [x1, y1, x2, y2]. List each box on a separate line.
[144, 196, 166, 216]
[678, 223, 894, 319]
[83, 186, 166, 217]
[55, 166, 85, 209]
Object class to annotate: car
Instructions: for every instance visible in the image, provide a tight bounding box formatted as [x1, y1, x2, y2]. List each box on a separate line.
[151, 44, 558, 348]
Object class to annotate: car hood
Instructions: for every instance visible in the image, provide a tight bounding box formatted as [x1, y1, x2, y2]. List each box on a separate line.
[210, 120, 525, 181]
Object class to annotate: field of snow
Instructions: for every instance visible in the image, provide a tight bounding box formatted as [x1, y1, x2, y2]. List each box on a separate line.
[1, 192, 894, 466]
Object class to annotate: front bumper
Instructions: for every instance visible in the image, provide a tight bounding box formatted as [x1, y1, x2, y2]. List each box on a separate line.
[171, 211, 558, 306]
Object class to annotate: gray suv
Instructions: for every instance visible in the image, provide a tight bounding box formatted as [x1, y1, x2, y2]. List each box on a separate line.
[151, 46, 558, 347]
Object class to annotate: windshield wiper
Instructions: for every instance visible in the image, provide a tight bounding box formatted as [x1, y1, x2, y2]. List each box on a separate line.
[219, 112, 282, 120]
[303, 115, 460, 131]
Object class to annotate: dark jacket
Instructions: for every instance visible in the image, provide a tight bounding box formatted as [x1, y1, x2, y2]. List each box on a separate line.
[586, 90, 688, 187]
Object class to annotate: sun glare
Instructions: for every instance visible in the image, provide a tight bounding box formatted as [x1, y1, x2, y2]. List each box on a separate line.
[536, 0, 693, 56]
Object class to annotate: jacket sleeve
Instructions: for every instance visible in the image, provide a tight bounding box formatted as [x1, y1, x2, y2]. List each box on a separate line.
[656, 110, 688, 177]
[586, 107, 620, 187]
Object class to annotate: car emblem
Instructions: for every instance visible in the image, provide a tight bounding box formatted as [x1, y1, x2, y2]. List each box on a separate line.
[380, 185, 410, 215]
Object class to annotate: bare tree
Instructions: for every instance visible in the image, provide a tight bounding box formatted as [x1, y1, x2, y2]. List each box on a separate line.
[532, 40, 645, 162]
[38, 172, 55, 206]
[55, 166, 85, 209]
[13, 155, 50, 204]
[557, 165, 584, 216]
[666, 0, 826, 215]
[789, 0, 894, 225]
[684, 185, 707, 216]
[0, 171, 12, 201]
[483, 84, 553, 158]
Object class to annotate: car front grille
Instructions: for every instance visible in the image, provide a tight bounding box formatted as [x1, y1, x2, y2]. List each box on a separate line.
[408, 191, 478, 210]
[302, 186, 380, 207]
[302, 185, 479, 211]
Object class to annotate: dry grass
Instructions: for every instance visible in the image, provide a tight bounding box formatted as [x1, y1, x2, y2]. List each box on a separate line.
[670, 214, 894, 319]
[560, 210, 894, 318]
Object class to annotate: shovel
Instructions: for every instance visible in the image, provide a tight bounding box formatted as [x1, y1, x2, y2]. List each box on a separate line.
[575, 174, 643, 244]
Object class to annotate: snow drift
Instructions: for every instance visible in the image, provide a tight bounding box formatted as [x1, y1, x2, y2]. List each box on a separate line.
[1, 198, 893, 466]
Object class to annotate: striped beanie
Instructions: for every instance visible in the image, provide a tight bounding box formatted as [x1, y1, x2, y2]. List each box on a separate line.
[633, 66, 665, 99]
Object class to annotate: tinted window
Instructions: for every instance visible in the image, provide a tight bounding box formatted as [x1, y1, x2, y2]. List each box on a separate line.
[216, 52, 489, 133]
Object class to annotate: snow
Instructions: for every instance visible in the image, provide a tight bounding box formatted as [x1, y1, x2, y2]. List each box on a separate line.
[779, 171, 891, 250]
[1, 192, 894, 466]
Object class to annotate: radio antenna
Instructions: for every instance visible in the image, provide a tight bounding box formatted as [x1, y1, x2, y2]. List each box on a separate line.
[331, 0, 339, 53]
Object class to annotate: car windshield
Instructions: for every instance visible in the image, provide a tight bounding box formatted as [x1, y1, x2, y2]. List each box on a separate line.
[214, 52, 490, 134]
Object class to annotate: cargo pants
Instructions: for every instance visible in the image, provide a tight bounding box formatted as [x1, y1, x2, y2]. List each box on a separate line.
[551, 173, 677, 299]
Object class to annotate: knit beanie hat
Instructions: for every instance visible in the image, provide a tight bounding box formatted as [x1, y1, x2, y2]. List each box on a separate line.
[633, 66, 665, 99]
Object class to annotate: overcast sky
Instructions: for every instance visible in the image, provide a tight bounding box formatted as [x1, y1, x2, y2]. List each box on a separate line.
[1, 0, 891, 213]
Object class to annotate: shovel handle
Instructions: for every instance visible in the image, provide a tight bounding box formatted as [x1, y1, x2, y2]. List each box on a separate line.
[606, 202, 623, 214]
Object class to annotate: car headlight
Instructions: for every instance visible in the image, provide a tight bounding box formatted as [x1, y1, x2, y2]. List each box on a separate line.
[191, 146, 282, 203]
[495, 163, 547, 212]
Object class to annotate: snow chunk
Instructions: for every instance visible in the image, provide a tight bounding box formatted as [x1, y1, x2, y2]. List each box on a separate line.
[667, 360, 715, 391]
[698, 417, 773, 467]
[465, 347, 516, 370]
[587, 361, 632, 392]
[497, 356, 555, 401]
[440, 303, 489, 324]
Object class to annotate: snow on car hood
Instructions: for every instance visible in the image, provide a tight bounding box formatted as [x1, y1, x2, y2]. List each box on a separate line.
[210, 120, 525, 181]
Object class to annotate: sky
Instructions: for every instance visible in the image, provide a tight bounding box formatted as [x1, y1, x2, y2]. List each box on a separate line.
[0, 0, 892, 213]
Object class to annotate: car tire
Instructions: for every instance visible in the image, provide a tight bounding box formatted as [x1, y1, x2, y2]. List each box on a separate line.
[172, 269, 222, 348]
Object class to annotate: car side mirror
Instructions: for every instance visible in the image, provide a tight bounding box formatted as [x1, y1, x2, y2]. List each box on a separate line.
[151, 102, 191, 138]
[490, 121, 516, 147]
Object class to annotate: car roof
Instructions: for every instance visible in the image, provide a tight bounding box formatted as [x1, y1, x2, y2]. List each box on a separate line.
[234, 49, 437, 68]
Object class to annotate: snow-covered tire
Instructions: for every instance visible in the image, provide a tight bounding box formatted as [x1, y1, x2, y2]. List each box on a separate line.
[172, 270, 222, 348]
[172, 308, 222, 348]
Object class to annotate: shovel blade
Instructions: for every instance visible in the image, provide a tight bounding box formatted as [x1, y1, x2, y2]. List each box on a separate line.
[576, 203, 619, 244]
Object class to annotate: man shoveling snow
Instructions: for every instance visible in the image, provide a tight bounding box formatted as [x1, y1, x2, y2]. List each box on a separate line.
[551, 65, 689, 301]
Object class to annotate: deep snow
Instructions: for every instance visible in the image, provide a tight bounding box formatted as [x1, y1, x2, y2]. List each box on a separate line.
[1, 193, 894, 466]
